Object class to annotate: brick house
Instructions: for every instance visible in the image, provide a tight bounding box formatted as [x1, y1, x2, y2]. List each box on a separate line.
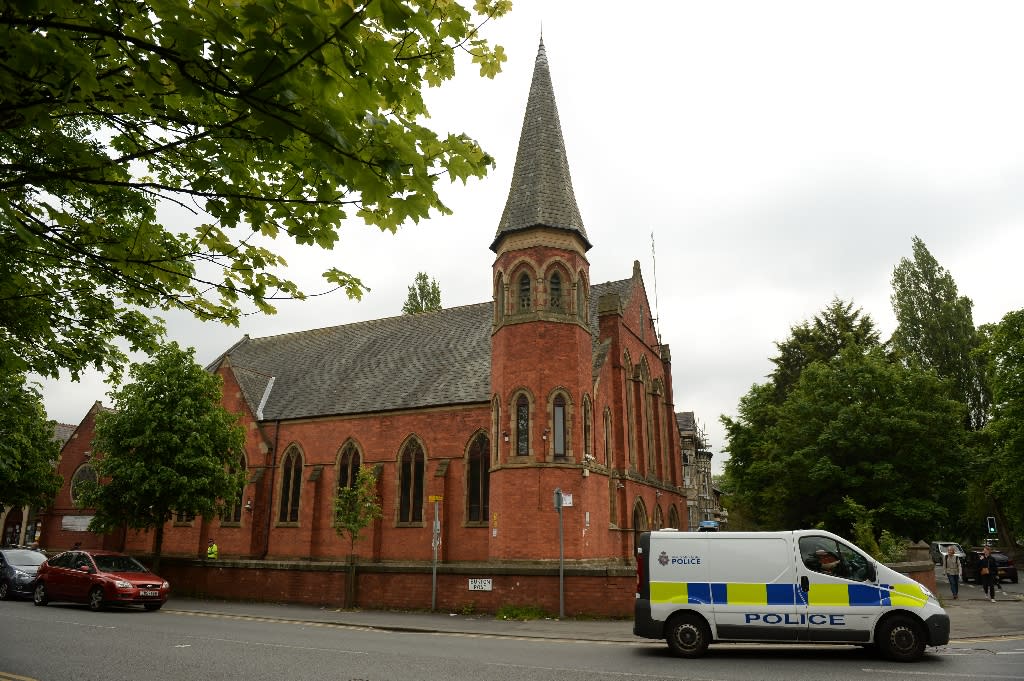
[40, 40, 687, 615]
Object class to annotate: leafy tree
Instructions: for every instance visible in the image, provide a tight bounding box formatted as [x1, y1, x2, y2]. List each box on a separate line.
[972, 309, 1024, 548]
[401, 271, 442, 314]
[0, 0, 510, 382]
[77, 342, 246, 571]
[890, 236, 990, 430]
[727, 347, 964, 539]
[770, 298, 880, 400]
[333, 466, 383, 554]
[0, 371, 62, 513]
[333, 465, 383, 607]
[724, 299, 881, 528]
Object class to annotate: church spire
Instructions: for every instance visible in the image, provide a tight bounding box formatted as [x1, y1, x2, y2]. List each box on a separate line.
[491, 38, 591, 253]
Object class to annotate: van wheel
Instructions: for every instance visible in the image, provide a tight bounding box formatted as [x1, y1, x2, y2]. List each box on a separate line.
[666, 613, 711, 658]
[876, 615, 926, 662]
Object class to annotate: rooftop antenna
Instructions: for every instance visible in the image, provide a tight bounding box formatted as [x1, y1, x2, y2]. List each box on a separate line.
[651, 231, 662, 344]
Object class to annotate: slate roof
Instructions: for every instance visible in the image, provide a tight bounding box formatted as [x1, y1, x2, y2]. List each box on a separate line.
[492, 38, 590, 252]
[53, 423, 76, 445]
[216, 278, 636, 422]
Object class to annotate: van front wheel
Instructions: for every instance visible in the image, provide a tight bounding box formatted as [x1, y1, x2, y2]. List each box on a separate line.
[876, 615, 926, 662]
[666, 613, 711, 658]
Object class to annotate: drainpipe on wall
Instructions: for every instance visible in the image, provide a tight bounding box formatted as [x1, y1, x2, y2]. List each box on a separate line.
[260, 419, 281, 559]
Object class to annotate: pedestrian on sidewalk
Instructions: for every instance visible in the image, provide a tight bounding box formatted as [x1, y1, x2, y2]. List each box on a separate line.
[979, 546, 998, 602]
[943, 545, 962, 599]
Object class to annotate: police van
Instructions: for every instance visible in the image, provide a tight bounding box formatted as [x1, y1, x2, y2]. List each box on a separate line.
[634, 529, 949, 661]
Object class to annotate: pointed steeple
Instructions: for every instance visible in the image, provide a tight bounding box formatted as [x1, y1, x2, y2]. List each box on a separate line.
[491, 38, 591, 253]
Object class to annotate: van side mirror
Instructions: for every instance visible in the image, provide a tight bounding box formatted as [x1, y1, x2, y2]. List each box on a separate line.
[867, 562, 877, 582]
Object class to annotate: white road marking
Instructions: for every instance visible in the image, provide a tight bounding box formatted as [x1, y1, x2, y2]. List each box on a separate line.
[862, 668, 1024, 679]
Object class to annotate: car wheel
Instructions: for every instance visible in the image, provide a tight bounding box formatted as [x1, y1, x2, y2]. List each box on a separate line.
[88, 586, 105, 611]
[876, 614, 926, 662]
[144, 602, 163, 611]
[0, 580, 10, 600]
[665, 613, 712, 658]
[33, 582, 48, 606]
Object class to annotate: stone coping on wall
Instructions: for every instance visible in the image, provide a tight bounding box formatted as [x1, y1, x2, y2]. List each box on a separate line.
[156, 556, 636, 578]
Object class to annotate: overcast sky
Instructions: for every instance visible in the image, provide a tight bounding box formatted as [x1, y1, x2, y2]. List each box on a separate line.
[38, 1, 1024, 475]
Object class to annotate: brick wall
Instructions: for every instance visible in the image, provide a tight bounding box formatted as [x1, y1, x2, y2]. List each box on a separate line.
[157, 558, 637, 617]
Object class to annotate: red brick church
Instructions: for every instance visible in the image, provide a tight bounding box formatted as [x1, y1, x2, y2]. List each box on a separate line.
[41, 40, 687, 615]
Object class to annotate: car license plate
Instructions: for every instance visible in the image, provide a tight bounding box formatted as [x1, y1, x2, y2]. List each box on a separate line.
[140, 590, 159, 597]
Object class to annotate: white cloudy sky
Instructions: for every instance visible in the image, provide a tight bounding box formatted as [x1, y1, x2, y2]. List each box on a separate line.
[39, 1, 1024, 474]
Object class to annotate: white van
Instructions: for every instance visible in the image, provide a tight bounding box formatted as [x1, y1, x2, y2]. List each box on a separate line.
[634, 530, 949, 662]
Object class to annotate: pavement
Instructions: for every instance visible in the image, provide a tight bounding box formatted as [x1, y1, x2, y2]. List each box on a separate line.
[161, 572, 1023, 645]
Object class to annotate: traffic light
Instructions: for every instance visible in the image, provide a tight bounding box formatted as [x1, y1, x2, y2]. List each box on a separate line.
[986, 516, 997, 534]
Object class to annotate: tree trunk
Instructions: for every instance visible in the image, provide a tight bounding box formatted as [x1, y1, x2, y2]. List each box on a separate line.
[345, 553, 357, 609]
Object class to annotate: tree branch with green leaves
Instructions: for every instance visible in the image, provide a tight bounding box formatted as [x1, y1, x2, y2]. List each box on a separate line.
[0, 0, 510, 382]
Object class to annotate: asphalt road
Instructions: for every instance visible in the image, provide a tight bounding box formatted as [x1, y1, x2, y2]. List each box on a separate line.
[2, 600, 1023, 681]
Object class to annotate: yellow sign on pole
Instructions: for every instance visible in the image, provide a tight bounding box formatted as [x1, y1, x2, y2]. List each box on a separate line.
[428, 495, 443, 502]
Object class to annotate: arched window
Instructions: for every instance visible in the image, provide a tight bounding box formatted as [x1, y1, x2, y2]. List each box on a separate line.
[223, 453, 246, 523]
[467, 433, 490, 523]
[549, 272, 562, 310]
[337, 442, 360, 490]
[518, 273, 531, 312]
[653, 505, 664, 530]
[553, 395, 567, 458]
[576, 276, 587, 320]
[632, 498, 649, 556]
[278, 448, 302, 523]
[603, 408, 612, 467]
[495, 278, 505, 323]
[70, 464, 97, 506]
[515, 394, 529, 456]
[583, 397, 593, 461]
[491, 396, 501, 463]
[668, 505, 680, 530]
[398, 440, 425, 524]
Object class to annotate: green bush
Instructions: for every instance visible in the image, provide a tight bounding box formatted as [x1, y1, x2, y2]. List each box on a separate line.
[878, 530, 909, 563]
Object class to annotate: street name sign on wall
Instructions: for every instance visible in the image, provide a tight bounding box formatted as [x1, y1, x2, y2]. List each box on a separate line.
[468, 578, 493, 591]
[61, 515, 93, 532]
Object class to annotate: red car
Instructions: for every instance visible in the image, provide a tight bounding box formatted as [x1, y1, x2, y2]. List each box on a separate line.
[33, 550, 170, 611]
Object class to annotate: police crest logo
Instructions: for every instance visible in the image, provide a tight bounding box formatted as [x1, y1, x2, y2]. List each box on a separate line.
[658, 551, 670, 566]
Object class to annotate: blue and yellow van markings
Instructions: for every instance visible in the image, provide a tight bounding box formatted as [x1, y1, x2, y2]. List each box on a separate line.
[650, 582, 926, 608]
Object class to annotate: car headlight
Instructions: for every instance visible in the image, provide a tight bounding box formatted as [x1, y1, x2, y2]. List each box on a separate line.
[114, 580, 133, 589]
[14, 570, 34, 584]
[162, 581, 170, 589]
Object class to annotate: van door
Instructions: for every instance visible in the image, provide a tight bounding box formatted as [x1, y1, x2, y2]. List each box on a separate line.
[796, 535, 876, 642]
[708, 536, 803, 641]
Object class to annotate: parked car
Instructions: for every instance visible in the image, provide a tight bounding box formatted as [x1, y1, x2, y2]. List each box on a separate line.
[929, 541, 965, 565]
[962, 547, 1018, 584]
[33, 550, 170, 611]
[0, 548, 47, 600]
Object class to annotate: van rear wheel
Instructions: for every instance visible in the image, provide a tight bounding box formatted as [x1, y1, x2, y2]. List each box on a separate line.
[666, 613, 711, 658]
[876, 615, 926, 662]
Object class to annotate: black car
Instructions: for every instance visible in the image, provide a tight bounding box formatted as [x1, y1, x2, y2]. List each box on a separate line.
[0, 548, 47, 599]
[962, 548, 1018, 584]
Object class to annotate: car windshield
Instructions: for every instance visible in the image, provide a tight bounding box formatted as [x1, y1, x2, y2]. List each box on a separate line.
[92, 555, 148, 573]
[2, 550, 46, 566]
